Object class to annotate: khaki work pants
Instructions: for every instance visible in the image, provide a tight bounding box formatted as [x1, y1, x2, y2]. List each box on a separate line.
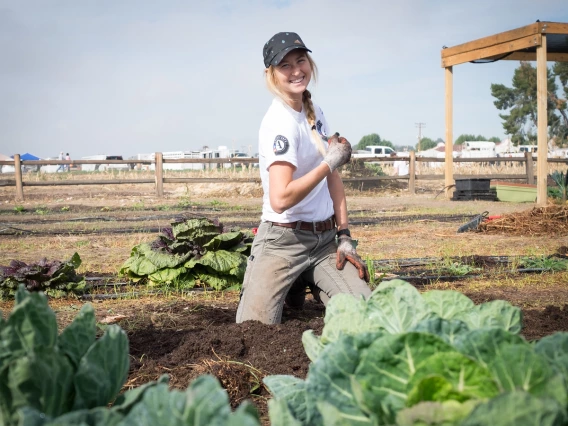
[236, 221, 371, 324]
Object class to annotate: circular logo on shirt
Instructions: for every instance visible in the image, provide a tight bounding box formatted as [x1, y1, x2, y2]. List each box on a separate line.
[273, 135, 289, 155]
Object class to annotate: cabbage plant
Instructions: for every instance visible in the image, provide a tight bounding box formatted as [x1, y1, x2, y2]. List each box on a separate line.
[265, 280, 568, 426]
[0, 252, 87, 298]
[120, 218, 253, 290]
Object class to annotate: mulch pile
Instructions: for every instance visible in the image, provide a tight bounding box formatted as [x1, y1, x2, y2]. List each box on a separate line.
[479, 205, 568, 235]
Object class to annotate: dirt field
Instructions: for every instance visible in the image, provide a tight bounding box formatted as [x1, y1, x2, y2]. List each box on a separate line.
[1, 179, 568, 423]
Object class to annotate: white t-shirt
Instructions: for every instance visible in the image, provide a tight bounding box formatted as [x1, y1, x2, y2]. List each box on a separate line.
[259, 97, 334, 223]
[394, 160, 409, 175]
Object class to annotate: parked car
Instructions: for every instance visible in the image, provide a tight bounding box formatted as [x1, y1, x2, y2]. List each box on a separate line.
[352, 145, 396, 158]
[229, 152, 254, 168]
[81, 155, 130, 171]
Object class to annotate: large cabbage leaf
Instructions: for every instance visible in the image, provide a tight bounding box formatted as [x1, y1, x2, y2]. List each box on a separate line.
[366, 280, 434, 334]
[454, 299, 522, 333]
[8, 349, 75, 418]
[73, 325, 130, 410]
[534, 332, 568, 381]
[421, 289, 475, 319]
[454, 327, 528, 369]
[406, 352, 499, 405]
[354, 332, 454, 424]
[265, 332, 382, 426]
[409, 317, 470, 345]
[487, 344, 567, 406]
[58, 304, 97, 368]
[396, 400, 480, 426]
[461, 391, 567, 426]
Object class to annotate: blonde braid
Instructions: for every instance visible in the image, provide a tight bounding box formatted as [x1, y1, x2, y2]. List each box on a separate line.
[302, 90, 326, 156]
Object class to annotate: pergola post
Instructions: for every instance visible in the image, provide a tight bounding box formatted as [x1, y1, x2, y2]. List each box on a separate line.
[444, 66, 454, 197]
[536, 34, 548, 205]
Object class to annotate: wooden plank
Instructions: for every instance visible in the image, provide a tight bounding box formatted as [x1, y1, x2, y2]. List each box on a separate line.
[442, 34, 541, 67]
[444, 67, 454, 198]
[164, 178, 261, 184]
[23, 180, 155, 186]
[14, 154, 24, 201]
[536, 35, 548, 205]
[442, 23, 539, 58]
[498, 52, 568, 62]
[7, 172, 544, 187]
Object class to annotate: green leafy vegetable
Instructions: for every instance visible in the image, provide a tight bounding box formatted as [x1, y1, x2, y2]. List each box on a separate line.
[264, 280, 568, 425]
[1, 286, 261, 425]
[0, 253, 87, 298]
[120, 218, 253, 290]
[0, 286, 128, 425]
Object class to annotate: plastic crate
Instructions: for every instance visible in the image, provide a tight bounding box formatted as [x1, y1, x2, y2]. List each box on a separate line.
[455, 178, 491, 192]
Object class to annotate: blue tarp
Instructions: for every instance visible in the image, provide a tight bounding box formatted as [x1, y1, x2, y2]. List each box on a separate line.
[12, 153, 41, 161]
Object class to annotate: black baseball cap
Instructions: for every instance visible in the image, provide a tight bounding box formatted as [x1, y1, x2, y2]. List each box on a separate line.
[263, 32, 312, 68]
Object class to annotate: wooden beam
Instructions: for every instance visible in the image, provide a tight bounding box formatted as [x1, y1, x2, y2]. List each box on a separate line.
[442, 23, 540, 58]
[444, 66, 454, 198]
[442, 34, 541, 67]
[496, 52, 568, 62]
[536, 34, 548, 206]
[541, 22, 568, 34]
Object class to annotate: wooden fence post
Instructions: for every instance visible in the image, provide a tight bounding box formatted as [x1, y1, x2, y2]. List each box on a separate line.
[14, 154, 24, 201]
[408, 151, 416, 194]
[155, 152, 164, 197]
[525, 152, 534, 185]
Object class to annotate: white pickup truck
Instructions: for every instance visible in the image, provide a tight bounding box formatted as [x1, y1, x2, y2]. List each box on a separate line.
[352, 145, 396, 158]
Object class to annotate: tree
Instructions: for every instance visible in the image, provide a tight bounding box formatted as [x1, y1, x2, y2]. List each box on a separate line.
[491, 61, 568, 147]
[551, 62, 568, 146]
[417, 137, 437, 151]
[356, 133, 394, 150]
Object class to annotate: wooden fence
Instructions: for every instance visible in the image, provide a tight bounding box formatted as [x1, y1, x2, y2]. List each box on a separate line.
[1, 152, 567, 201]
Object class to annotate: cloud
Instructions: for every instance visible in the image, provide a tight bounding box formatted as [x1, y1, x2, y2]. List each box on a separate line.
[1, 0, 567, 158]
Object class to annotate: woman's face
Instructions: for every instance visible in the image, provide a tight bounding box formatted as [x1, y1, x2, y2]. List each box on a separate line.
[273, 49, 312, 99]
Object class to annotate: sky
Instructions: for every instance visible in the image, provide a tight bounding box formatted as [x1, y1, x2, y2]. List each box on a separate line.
[1, 0, 567, 159]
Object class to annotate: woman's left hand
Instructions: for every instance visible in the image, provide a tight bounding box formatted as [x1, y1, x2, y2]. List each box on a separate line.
[336, 236, 370, 282]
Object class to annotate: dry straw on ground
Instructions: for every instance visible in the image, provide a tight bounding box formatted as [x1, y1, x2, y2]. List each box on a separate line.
[479, 205, 568, 236]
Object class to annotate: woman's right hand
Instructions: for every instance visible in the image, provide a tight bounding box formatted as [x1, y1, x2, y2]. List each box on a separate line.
[322, 133, 352, 172]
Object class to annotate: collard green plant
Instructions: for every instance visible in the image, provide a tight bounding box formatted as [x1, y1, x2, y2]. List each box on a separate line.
[0, 252, 87, 298]
[120, 218, 253, 290]
[0, 285, 128, 425]
[265, 280, 568, 426]
[1, 286, 261, 426]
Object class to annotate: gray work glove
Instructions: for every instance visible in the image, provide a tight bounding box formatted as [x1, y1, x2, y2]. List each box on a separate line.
[322, 132, 352, 172]
[336, 235, 370, 282]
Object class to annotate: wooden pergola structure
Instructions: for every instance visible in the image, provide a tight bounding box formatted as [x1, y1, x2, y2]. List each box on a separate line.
[441, 21, 568, 205]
